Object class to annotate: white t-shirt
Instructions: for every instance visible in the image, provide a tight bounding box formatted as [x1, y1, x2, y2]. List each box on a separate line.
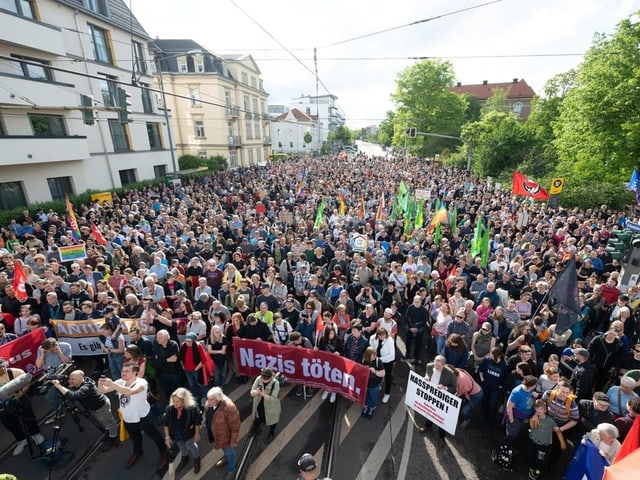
[116, 376, 150, 423]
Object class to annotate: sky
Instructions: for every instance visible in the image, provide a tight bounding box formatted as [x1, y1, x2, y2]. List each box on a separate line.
[132, 0, 640, 129]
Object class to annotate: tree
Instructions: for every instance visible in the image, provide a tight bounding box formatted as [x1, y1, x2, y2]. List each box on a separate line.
[178, 154, 202, 170]
[461, 111, 534, 177]
[378, 110, 395, 147]
[333, 125, 352, 146]
[554, 16, 640, 183]
[481, 88, 512, 116]
[391, 59, 467, 157]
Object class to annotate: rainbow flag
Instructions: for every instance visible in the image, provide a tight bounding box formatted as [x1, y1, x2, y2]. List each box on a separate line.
[296, 168, 306, 197]
[358, 197, 365, 221]
[427, 205, 448, 233]
[65, 194, 81, 242]
[339, 192, 346, 216]
[59, 244, 87, 262]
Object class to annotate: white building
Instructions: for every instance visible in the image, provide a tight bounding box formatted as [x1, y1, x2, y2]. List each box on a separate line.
[287, 94, 345, 148]
[271, 108, 316, 154]
[0, 0, 173, 207]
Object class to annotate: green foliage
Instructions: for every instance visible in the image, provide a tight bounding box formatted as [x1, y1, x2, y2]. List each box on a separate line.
[461, 93, 482, 123]
[303, 132, 312, 145]
[556, 181, 634, 211]
[270, 153, 288, 161]
[391, 59, 466, 157]
[378, 111, 395, 147]
[481, 88, 512, 116]
[178, 154, 203, 170]
[206, 155, 227, 172]
[332, 125, 352, 146]
[554, 17, 640, 182]
[462, 111, 534, 177]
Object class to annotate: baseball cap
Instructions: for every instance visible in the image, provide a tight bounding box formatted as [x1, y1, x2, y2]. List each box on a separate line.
[481, 322, 492, 331]
[384, 308, 393, 315]
[298, 453, 317, 472]
[593, 392, 610, 405]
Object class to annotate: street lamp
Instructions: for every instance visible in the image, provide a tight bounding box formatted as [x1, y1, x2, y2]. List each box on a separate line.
[154, 49, 202, 175]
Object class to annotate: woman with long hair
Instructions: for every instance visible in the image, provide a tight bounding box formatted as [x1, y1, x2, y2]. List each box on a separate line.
[444, 333, 469, 370]
[208, 325, 228, 387]
[369, 327, 395, 404]
[163, 387, 202, 474]
[361, 346, 385, 417]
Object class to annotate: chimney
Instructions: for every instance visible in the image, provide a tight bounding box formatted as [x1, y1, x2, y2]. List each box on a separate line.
[482, 80, 488, 85]
[456, 82, 461, 87]
[513, 78, 518, 83]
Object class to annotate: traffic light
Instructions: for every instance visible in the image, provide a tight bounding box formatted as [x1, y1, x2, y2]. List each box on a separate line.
[117, 87, 132, 124]
[81, 95, 97, 125]
[408, 127, 417, 138]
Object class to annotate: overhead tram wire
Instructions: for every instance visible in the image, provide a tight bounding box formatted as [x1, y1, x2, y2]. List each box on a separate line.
[319, 0, 505, 48]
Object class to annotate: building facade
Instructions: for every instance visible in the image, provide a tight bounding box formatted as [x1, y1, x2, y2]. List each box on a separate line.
[451, 78, 536, 120]
[271, 108, 316, 154]
[287, 94, 345, 149]
[152, 39, 270, 168]
[0, 0, 173, 207]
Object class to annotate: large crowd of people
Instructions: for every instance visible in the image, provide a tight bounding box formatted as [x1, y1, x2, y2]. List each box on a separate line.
[0, 153, 639, 478]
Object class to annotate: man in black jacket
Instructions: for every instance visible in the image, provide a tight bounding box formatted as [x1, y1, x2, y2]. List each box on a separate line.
[51, 370, 119, 444]
[570, 348, 595, 401]
[405, 295, 428, 364]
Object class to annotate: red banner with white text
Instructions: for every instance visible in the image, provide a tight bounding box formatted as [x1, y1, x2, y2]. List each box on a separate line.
[233, 338, 370, 406]
[0, 328, 46, 376]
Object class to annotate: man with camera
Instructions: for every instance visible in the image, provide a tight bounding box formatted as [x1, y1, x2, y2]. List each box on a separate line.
[50, 370, 119, 446]
[35, 338, 72, 424]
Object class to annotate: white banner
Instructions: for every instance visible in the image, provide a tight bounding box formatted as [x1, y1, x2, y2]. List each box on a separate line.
[404, 370, 461, 435]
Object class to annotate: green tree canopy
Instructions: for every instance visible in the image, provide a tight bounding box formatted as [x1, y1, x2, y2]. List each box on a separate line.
[554, 16, 640, 182]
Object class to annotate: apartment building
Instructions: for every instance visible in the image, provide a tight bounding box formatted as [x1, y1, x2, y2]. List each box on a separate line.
[0, 0, 173, 207]
[152, 39, 270, 168]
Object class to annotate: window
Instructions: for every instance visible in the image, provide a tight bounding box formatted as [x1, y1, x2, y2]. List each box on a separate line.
[306, 107, 311, 115]
[84, 0, 107, 15]
[29, 114, 66, 136]
[289, 129, 293, 136]
[98, 74, 118, 106]
[251, 76, 257, 88]
[140, 84, 153, 113]
[1, 55, 53, 81]
[245, 121, 252, 140]
[189, 87, 201, 107]
[252, 97, 259, 113]
[513, 102, 523, 115]
[229, 150, 237, 167]
[132, 41, 146, 75]
[88, 24, 113, 64]
[153, 164, 167, 178]
[0, 181, 27, 209]
[119, 169, 137, 186]
[0, 115, 5, 136]
[198, 151, 207, 159]
[108, 119, 130, 151]
[248, 149, 254, 164]
[146, 122, 162, 150]
[243, 95, 250, 112]
[254, 122, 260, 139]
[178, 60, 187, 73]
[194, 121, 205, 138]
[289, 142, 293, 148]
[0, 0, 36, 18]
[47, 177, 74, 201]
[225, 90, 232, 107]
[241, 72, 248, 85]
[227, 123, 233, 137]
[196, 61, 204, 73]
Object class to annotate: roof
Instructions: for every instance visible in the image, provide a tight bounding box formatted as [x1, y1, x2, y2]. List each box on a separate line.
[55, 0, 149, 39]
[275, 108, 314, 123]
[150, 39, 206, 55]
[451, 79, 536, 100]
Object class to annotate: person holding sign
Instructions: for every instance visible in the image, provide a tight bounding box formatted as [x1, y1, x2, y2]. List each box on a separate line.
[418, 355, 457, 442]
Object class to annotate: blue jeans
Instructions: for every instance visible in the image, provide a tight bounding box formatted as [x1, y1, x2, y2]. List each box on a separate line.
[460, 389, 484, 421]
[222, 445, 236, 473]
[214, 358, 228, 386]
[435, 335, 446, 356]
[45, 383, 61, 411]
[365, 384, 381, 415]
[184, 370, 205, 401]
[108, 353, 124, 380]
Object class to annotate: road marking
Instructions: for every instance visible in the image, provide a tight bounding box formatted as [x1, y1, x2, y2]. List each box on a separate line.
[244, 390, 325, 478]
[354, 401, 407, 480]
[340, 402, 363, 445]
[396, 408, 415, 480]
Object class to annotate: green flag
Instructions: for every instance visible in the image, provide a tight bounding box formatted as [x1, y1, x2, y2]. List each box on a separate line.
[398, 181, 409, 213]
[415, 199, 424, 228]
[480, 224, 491, 267]
[471, 216, 482, 257]
[450, 207, 458, 237]
[314, 199, 325, 229]
[390, 196, 398, 223]
[434, 221, 441, 245]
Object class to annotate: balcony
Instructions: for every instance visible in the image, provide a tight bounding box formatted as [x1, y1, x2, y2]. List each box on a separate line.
[228, 136, 242, 147]
[225, 106, 240, 118]
[263, 136, 271, 145]
[0, 75, 76, 107]
[0, 136, 89, 166]
[0, 10, 65, 56]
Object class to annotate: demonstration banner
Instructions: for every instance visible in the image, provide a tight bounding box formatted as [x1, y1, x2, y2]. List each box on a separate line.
[233, 338, 369, 406]
[0, 328, 46, 376]
[59, 244, 87, 262]
[50, 318, 157, 356]
[405, 370, 461, 435]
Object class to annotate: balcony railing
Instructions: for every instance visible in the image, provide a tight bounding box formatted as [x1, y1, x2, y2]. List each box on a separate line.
[225, 106, 240, 118]
[228, 136, 242, 147]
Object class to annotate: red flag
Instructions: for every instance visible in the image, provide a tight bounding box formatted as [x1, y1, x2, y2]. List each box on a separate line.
[91, 222, 108, 246]
[512, 171, 549, 200]
[613, 415, 640, 464]
[12, 262, 28, 301]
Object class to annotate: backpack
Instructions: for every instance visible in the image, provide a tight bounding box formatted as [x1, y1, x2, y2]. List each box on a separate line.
[546, 389, 576, 416]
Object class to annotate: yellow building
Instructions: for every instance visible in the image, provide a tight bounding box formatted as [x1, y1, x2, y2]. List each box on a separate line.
[152, 39, 271, 168]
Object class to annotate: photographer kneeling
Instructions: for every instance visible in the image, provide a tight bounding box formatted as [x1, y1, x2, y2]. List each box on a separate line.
[50, 370, 119, 446]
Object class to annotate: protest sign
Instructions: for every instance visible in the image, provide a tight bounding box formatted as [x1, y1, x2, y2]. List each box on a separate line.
[0, 328, 45, 376]
[234, 338, 369, 406]
[405, 370, 461, 435]
[50, 318, 156, 356]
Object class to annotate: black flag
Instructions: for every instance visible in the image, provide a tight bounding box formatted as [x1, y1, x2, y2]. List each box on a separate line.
[548, 255, 581, 334]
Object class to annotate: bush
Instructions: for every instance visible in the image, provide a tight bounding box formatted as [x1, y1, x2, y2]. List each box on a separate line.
[178, 154, 203, 170]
